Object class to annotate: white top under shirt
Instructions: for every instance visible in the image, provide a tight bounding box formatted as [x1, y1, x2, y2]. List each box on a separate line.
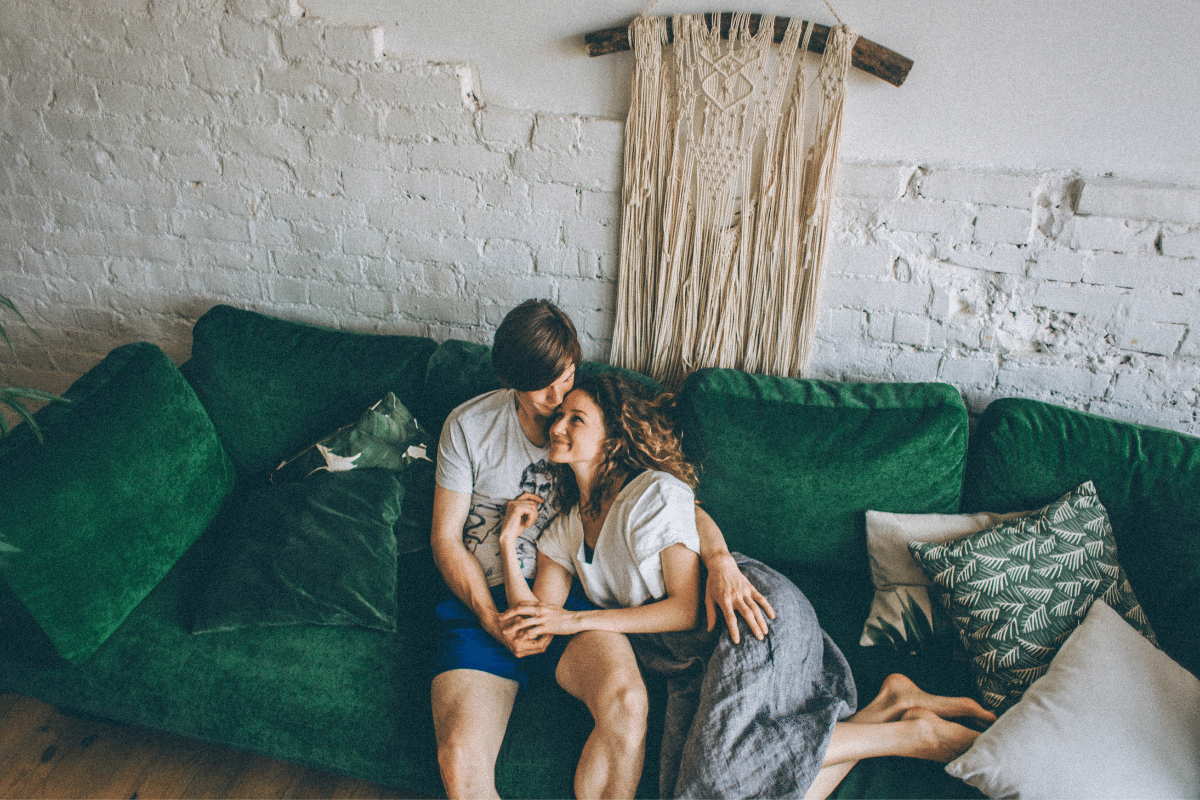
[537, 470, 699, 609]
[435, 389, 558, 587]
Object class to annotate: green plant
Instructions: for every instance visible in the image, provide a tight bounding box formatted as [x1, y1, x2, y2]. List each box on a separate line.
[1, 292, 69, 443]
[862, 591, 957, 656]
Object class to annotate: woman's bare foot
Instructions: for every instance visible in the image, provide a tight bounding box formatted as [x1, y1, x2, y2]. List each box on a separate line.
[855, 674, 996, 728]
[898, 708, 983, 763]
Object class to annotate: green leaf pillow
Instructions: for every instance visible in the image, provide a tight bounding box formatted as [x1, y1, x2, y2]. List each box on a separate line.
[192, 469, 404, 634]
[273, 392, 432, 481]
[908, 481, 1158, 713]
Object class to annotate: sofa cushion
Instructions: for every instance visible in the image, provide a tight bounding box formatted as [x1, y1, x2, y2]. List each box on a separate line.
[962, 397, 1200, 681]
[946, 599, 1200, 799]
[0, 342, 235, 663]
[272, 392, 432, 481]
[860, 510, 1025, 647]
[181, 305, 438, 480]
[910, 481, 1157, 712]
[192, 469, 405, 634]
[676, 370, 969, 572]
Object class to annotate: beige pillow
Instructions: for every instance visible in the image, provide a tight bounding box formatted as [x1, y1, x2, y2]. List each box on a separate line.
[947, 599, 1200, 798]
[860, 509, 1025, 646]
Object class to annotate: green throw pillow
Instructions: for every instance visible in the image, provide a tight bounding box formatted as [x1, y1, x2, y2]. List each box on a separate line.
[0, 342, 235, 663]
[273, 392, 432, 481]
[908, 481, 1158, 713]
[192, 469, 403, 635]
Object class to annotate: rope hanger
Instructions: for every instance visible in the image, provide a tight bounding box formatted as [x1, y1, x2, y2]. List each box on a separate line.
[583, 12, 913, 87]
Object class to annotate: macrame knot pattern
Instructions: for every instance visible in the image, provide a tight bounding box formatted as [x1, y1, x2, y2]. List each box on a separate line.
[610, 13, 858, 389]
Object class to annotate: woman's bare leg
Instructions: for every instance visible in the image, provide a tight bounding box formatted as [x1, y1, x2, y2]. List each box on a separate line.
[804, 674, 997, 800]
[555, 630, 648, 800]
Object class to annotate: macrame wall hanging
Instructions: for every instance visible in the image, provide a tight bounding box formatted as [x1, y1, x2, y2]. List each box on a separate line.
[586, 12, 911, 389]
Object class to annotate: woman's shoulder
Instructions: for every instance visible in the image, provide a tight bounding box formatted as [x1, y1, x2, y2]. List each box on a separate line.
[623, 470, 695, 504]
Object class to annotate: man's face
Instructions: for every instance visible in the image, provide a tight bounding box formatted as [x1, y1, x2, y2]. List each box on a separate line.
[520, 363, 576, 420]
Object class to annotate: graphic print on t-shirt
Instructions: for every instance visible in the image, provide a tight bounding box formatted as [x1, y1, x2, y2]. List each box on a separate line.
[463, 458, 556, 583]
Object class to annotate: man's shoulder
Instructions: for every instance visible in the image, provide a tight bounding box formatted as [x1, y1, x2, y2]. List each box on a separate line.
[445, 388, 513, 427]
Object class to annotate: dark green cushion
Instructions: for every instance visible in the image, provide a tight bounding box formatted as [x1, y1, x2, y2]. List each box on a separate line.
[181, 305, 437, 480]
[962, 397, 1200, 680]
[676, 369, 969, 577]
[192, 469, 404, 634]
[0, 342, 235, 663]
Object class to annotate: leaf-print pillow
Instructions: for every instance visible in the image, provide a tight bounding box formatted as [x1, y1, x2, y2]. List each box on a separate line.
[272, 392, 432, 483]
[908, 481, 1157, 713]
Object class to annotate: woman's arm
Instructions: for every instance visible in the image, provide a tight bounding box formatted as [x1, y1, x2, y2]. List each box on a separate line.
[505, 543, 702, 638]
[431, 485, 544, 657]
[497, 493, 544, 608]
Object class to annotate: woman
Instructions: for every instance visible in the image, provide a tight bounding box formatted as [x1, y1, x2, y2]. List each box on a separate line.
[498, 373, 995, 799]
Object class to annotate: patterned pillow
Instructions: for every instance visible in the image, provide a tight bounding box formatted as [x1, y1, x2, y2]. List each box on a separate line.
[908, 481, 1157, 712]
[272, 392, 431, 482]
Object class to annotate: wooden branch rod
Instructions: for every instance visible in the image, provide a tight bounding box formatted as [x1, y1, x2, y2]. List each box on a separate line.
[584, 13, 913, 88]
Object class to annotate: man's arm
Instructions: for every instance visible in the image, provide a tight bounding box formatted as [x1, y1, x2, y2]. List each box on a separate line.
[430, 484, 549, 657]
[694, 505, 776, 644]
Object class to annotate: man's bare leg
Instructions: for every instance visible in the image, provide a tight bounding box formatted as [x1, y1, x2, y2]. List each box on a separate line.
[555, 630, 648, 800]
[432, 669, 521, 799]
[804, 674, 997, 800]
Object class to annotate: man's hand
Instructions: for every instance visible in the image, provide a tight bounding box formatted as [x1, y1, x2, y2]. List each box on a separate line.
[483, 606, 552, 658]
[500, 602, 581, 640]
[705, 551, 775, 644]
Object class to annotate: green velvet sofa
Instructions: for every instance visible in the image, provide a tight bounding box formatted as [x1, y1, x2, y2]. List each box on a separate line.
[2, 304, 1197, 799]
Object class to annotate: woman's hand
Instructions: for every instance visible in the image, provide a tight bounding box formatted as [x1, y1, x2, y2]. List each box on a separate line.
[499, 492, 544, 544]
[501, 602, 582, 639]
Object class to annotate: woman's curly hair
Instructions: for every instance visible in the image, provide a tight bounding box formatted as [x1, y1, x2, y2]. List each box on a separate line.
[551, 371, 697, 519]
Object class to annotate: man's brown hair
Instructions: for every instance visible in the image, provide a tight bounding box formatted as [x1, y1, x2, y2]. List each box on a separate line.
[492, 299, 582, 391]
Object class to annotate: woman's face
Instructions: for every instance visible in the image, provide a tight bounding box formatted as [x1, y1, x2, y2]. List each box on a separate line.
[548, 388, 607, 468]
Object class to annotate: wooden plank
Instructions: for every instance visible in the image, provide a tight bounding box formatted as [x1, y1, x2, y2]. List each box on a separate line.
[0, 697, 423, 800]
[583, 13, 914, 87]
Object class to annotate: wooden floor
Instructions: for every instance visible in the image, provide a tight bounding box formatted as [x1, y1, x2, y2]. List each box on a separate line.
[0, 694, 427, 799]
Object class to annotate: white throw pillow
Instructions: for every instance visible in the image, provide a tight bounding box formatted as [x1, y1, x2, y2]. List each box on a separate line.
[946, 599, 1200, 799]
[860, 510, 1024, 646]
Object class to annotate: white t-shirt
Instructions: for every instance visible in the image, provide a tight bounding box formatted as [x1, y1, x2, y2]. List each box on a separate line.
[435, 389, 558, 587]
[538, 470, 699, 609]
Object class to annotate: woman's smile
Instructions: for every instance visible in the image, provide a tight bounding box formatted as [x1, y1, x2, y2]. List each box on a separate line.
[548, 389, 606, 466]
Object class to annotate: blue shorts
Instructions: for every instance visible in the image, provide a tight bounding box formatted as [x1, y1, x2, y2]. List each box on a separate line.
[431, 580, 598, 692]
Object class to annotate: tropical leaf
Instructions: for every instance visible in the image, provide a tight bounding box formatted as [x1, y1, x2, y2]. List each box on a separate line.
[862, 592, 955, 655]
[1, 386, 69, 444]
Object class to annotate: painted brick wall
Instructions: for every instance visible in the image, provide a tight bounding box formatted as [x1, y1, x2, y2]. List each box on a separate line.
[1, 0, 1198, 434]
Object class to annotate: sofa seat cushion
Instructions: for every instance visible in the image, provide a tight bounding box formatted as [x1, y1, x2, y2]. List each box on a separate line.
[0, 541, 609, 799]
[181, 305, 437, 480]
[0, 342, 235, 663]
[963, 397, 1200, 681]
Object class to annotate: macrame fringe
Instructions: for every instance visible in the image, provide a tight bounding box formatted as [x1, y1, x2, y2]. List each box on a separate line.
[610, 14, 858, 389]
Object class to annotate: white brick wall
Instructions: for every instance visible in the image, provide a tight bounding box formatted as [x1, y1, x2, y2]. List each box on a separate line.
[1, 1, 1198, 436]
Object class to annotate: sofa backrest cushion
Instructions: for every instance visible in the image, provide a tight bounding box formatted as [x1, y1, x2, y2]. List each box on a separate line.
[962, 397, 1200, 680]
[181, 305, 438, 480]
[676, 369, 970, 574]
[0, 342, 236, 663]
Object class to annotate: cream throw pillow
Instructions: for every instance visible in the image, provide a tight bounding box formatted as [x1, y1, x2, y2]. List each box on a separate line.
[860, 510, 1025, 646]
[946, 599, 1200, 799]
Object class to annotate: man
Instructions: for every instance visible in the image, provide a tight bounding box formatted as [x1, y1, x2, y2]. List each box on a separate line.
[430, 299, 773, 799]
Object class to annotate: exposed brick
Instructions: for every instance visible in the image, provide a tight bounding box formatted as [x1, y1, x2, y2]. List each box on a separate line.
[973, 205, 1031, 246]
[837, 162, 913, 199]
[919, 169, 1035, 209]
[1077, 179, 1200, 224]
